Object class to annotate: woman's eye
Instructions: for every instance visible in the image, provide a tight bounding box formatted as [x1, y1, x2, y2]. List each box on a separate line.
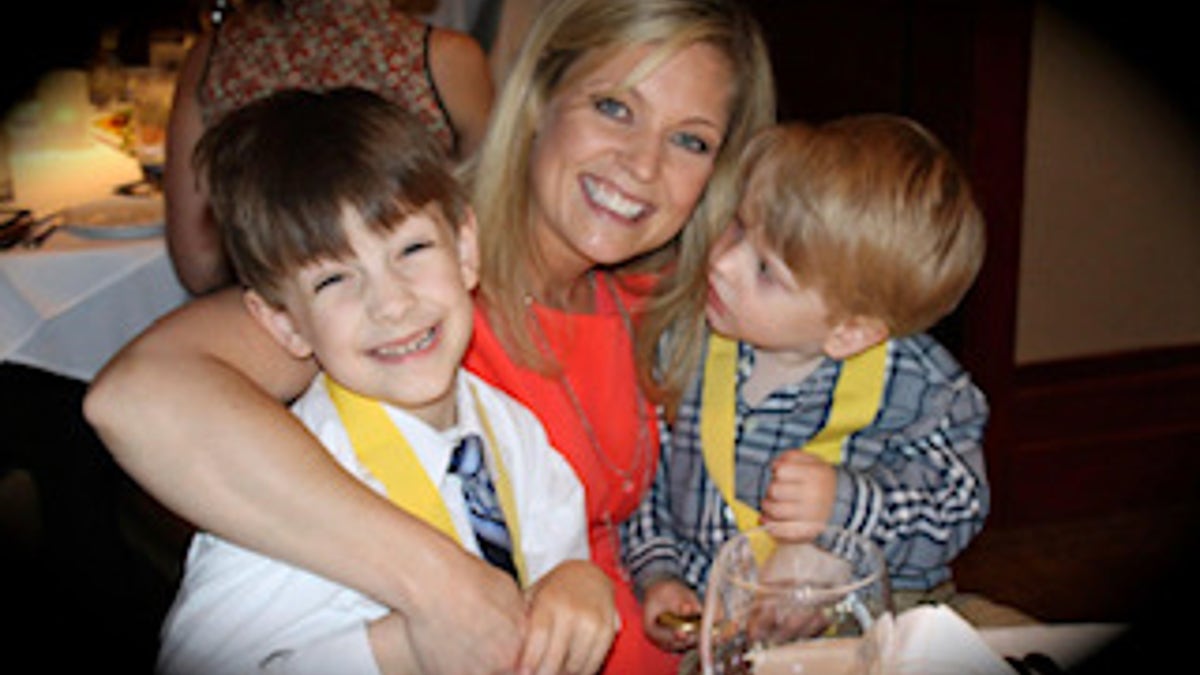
[593, 95, 631, 121]
[671, 131, 712, 155]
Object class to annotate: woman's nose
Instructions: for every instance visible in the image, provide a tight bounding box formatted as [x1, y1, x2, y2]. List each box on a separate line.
[620, 132, 663, 182]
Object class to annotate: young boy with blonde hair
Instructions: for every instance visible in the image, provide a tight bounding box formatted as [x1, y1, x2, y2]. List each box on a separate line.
[624, 115, 1001, 652]
[157, 87, 614, 674]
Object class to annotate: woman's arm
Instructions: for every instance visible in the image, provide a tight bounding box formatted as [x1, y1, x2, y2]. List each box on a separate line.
[84, 289, 526, 673]
[427, 27, 494, 159]
[164, 33, 233, 295]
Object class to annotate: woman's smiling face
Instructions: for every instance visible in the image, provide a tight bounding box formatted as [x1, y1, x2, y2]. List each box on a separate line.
[527, 41, 735, 282]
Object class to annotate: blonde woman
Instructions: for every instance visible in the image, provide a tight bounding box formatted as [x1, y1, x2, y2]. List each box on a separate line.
[87, 0, 775, 672]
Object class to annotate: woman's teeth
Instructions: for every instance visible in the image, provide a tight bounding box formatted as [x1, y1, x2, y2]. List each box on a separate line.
[583, 176, 647, 220]
[374, 328, 435, 358]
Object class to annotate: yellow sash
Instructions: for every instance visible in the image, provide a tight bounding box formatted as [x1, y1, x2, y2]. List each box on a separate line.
[700, 334, 888, 534]
[325, 376, 528, 586]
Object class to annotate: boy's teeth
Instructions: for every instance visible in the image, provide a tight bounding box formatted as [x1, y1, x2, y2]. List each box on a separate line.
[583, 176, 646, 219]
[376, 328, 435, 357]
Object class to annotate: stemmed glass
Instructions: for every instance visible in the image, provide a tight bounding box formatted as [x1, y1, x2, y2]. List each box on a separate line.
[700, 525, 892, 675]
[122, 67, 175, 192]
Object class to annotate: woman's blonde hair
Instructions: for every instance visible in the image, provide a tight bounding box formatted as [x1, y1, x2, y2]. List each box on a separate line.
[465, 0, 776, 370]
[652, 115, 987, 416]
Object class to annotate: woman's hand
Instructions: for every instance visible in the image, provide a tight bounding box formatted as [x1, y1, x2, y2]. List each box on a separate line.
[404, 550, 528, 674]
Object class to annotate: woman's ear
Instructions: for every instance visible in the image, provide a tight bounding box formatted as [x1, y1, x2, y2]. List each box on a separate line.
[243, 290, 314, 359]
[455, 208, 481, 292]
[823, 315, 889, 360]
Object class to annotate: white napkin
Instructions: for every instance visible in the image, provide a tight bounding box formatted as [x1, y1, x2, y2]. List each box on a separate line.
[874, 604, 1012, 674]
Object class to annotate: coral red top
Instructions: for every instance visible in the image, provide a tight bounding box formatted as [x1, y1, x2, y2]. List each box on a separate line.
[464, 274, 680, 674]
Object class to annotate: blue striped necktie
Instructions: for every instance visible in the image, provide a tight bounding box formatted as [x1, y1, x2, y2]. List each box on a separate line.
[448, 433, 518, 580]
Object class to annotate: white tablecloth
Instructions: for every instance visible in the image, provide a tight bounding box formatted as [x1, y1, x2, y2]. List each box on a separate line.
[0, 143, 189, 381]
[1, 233, 188, 381]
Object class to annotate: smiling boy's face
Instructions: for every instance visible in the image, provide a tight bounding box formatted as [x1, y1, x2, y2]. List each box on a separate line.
[246, 205, 479, 429]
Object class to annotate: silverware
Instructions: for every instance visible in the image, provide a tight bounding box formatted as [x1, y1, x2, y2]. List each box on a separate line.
[20, 212, 63, 248]
[0, 207, 32, 248]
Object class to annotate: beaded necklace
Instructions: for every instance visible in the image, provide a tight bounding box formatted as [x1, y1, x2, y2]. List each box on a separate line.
[526, 272, 655, 574]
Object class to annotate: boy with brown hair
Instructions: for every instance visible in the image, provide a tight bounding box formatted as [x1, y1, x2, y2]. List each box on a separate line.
[158, 87, 614, 674]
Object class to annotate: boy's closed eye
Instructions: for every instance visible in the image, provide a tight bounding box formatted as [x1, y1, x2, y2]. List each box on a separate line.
[302, 257, 354, 295]
[399, 239, 435, 257]
[312, 272, 345, 294]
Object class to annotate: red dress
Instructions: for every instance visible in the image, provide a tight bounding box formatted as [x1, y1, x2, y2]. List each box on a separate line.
[464, 276, 680, 674]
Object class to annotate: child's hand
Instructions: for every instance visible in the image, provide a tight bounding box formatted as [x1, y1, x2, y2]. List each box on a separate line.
[642, 577, 703, 653]
[518, 560, 616, 675]
[761, 449, 837, 535]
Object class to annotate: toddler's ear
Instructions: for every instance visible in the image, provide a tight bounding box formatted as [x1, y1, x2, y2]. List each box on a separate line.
[243, 290, 314, 359]
[823, 315, 889, 360]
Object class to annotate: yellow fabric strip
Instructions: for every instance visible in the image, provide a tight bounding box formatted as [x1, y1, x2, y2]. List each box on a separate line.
[701, 334, 762, 534]
[326, 376, 527, 586]
[803, 341, 889, 464]
[700, 335, 889, 534]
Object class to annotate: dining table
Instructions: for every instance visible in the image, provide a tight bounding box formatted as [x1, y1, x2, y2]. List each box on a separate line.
[1, 140, 189, 381]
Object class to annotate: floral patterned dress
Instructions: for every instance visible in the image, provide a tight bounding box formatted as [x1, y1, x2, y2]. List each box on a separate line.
[198, 0, 454, 152]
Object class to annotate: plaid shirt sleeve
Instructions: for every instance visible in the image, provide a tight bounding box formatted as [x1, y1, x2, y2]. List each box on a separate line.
[832, 334, 990, 590]
[619, 414, 682, 598]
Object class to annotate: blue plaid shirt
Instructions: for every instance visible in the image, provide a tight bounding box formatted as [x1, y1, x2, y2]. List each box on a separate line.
[621, 333, 989, 596]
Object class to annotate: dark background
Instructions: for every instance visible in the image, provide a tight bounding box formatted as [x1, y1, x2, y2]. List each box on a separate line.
[2, 1, 1195, 672]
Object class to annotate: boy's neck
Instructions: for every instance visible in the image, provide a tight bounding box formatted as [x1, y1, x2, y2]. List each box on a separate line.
[741, 347, 825, 407]
[338, 376, 460, 431]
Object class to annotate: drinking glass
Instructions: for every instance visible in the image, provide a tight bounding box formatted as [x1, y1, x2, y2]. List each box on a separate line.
[124, 67, 176, 188]
[700, 525, 892, 675]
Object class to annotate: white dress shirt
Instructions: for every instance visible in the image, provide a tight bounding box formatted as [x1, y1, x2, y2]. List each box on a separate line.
[157, 371, 588, 675]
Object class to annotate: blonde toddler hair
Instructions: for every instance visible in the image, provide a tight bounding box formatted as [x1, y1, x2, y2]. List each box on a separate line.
[747, 115, 985, 335]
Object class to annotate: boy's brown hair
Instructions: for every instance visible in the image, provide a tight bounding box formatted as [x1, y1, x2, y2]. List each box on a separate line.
[194, 87, 470, 305]
[744, 115, 985, 336]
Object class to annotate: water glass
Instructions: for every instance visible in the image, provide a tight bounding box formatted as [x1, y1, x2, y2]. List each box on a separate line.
[700, 525, 892, 674]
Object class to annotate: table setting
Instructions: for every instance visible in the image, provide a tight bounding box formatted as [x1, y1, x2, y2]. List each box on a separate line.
[694, 525, 1125, 674]
[2, 67, 188, 381]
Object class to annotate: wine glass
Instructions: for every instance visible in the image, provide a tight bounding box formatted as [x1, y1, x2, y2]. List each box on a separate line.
[123, 67, 176, 191]
[700, 524, 892, 675]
